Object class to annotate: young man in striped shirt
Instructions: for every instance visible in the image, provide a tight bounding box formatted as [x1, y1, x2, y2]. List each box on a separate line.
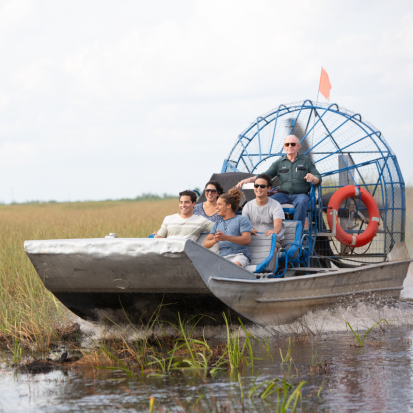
[156, 190, 213, 241]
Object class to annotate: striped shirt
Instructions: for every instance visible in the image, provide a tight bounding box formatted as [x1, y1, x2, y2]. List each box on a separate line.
[157, 213, 214, 242]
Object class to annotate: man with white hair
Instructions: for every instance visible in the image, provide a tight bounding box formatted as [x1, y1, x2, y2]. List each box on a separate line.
[236, 135, 322, 230]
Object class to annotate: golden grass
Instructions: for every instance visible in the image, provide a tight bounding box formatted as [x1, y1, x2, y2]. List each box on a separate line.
[0, 199, 177, 348]
[0, 190, 412, 349]
[406, 187, 413, 254]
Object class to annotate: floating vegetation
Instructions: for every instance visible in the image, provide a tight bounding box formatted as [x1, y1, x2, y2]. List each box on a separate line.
[249, 375, 307, 412]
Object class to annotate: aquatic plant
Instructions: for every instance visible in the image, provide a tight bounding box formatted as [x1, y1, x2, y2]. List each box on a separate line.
[345, 318, 389, 347]
[223, 313, 260, 370]
[249, 375, 307, 412]
[149, 396, 155, 413]
[311, 346, 323, 367]
[95, 347, 137, 379]
[279, 337, 293, 364]
[8, 327, 22, 365]
[173, 313, 210, 367]
[253, 333, 273, 361]
[238, 371, 244, 402]
[308, 346, 330, 374]
[318, 379, 327, 398]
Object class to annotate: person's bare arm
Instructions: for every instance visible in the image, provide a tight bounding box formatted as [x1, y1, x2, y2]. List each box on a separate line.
[264, 218, 283, 237]
[236, 176, 255, 189]
[214, 230, 251, 245]
[203, 233, 218, 249]
[155, 235, 163, 238]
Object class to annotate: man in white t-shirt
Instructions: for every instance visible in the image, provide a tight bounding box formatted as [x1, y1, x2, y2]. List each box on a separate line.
[242, 174, 285, 251]
[156, 190, 213, 241]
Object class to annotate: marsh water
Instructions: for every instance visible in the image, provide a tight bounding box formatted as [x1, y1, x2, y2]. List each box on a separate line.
[2, 267, 413, 412]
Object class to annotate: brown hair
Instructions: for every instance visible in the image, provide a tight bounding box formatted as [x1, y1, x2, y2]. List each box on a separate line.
[179, 190, 197, 203]
[219, 187, 243, 212]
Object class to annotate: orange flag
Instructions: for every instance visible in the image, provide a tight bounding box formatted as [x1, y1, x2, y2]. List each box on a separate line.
[319, 68, 331, 101]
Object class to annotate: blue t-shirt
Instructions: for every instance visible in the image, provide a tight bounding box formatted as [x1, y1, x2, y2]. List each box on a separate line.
[210, 215, 252, 261]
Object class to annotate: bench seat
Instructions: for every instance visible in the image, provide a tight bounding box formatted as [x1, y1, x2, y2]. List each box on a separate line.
[247, 221, 302, 274]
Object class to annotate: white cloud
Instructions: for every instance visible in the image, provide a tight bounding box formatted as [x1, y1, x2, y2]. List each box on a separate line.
[0, 141, 38, 167]
[0, 0, 412, 202]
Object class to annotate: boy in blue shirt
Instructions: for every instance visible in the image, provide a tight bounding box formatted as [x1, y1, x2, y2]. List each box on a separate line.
[203, 187, 252, 268]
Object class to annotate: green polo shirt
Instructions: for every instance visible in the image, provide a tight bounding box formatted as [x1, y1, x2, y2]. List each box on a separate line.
[264, 154, 322, 195]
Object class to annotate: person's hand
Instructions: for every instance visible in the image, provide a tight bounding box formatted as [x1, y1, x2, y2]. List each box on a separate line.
[236, 179, 247, 189]
[304, 173, 315, 183]
[151, 231, 158, 235]
[251, 228, 259, 236]
[265, 230, 275, 237]
[214, 230, 227, 241]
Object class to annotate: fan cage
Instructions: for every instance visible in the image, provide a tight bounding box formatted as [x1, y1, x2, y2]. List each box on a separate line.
[222, 100, 405, 264]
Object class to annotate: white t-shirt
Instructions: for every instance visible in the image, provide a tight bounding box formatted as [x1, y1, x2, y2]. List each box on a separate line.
[242, 198, 285, 240]
[157, 213, 213, 242]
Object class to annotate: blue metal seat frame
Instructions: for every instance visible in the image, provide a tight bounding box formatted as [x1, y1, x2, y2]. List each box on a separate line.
[265, 221, 303, 278]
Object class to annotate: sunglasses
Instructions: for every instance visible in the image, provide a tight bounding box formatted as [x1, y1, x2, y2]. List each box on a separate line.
[284, 142, 297, 147]
[254, 184, 269, 189]
[205, 189, 217, 193]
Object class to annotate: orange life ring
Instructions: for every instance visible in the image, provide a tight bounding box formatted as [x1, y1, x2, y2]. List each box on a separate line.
[327, 185, 380, 248]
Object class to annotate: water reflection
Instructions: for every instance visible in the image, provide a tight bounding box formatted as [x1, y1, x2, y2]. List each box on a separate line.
[1, 327, 413, 411]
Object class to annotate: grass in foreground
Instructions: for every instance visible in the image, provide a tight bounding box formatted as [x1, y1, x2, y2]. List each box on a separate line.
[9, 313, 315, 412]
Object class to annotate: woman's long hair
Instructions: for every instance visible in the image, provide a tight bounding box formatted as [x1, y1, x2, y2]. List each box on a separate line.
[219, 187, 243, 212]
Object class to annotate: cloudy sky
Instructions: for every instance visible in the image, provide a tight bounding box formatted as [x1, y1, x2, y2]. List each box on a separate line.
[0, 0, 412, 203]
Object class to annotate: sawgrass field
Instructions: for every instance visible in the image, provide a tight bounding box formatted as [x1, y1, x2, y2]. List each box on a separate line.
[0, 198, 177, 347]
[0, 189, 412, 347]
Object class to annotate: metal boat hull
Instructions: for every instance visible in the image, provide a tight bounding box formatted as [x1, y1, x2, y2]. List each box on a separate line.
[52, 291, 246, 325]
[208, 257, 411, 326]
[24, 237, 411, 326]
[24, 237, 254, 324]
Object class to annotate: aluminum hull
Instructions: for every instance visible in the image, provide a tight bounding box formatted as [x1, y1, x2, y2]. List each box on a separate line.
[207, 256, 411, 326]
[24, 237, 254, 324]
[25, 237, 411, 326]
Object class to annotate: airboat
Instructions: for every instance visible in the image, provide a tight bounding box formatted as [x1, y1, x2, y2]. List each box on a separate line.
[25, 100, 411, 326]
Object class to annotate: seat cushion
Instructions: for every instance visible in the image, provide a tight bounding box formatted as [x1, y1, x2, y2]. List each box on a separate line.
[281, 203, 295, 215]
[248, 233, 277, 272]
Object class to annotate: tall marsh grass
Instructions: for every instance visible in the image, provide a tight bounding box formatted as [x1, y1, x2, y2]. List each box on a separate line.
[0, 188, 412, 349]
[0, 199, 176, 349]
[405, 187, 413, 254]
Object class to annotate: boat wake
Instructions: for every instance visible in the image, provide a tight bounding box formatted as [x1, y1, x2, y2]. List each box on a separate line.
[77, 263, 413, 342]
[401, 262, 413, 299]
